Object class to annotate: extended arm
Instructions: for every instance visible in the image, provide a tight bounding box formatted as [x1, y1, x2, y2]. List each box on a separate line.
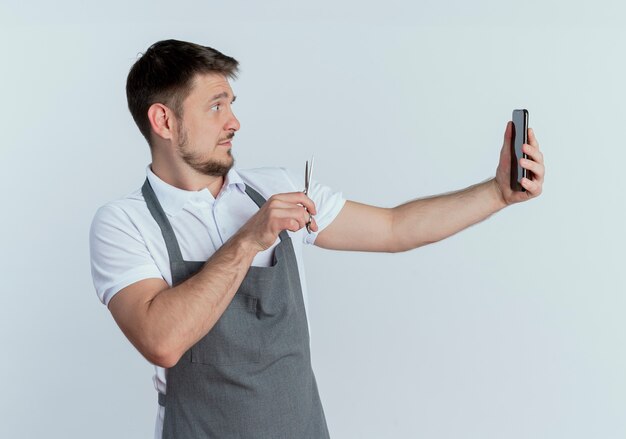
[107, 192, 318, 368]
[315, 179, 504, 252]
[315, 122, 544, 252]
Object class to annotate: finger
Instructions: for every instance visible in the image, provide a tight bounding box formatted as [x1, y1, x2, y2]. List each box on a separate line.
[520, 158, 545, 181]
[501, 121, 513, 154]
[279, 206, 316, 231]
[309, 216, 319, 232]
[522, 142, 544, 165]
[290, 209, 317, 232]
[499, 121, 513, 164]
[285, 215, 318, 233]
[270, 192, 317, 215]
[266, 198, 302, 210]
[521, 177, 542, 197]
[284, 206, 309, 229]
[266, 195, 317, 217]
[301, 207, 313, 228]
[504, 121, 513, 143]
[527, 127, 540, 150]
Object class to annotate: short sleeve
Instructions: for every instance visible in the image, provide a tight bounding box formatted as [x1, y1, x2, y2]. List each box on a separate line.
[89, 204, 163, 307]
[282, 168, 346, 245]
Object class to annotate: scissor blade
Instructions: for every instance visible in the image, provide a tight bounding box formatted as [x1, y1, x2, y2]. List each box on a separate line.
[305, 161, 309, 194]
[308, 156, 314, 188]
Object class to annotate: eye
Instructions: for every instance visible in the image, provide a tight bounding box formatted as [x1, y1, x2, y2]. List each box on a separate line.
[210, 103, 221, 112]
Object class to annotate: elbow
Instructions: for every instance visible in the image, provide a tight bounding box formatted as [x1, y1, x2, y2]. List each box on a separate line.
[386, 242, 403, 254]
[152, 356, 180, 369]
[138, 337, 183, 369]
[388, 210, 434, 253]
[388, 238, 437, 254]
[386, 239, 404, 254]
[145, 346, 182, 369]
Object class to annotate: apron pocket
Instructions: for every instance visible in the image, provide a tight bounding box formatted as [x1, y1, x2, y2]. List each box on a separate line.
[191, 293, 261, 366]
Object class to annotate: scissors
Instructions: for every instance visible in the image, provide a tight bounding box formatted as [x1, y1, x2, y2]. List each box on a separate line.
[304, 156, 314, 233]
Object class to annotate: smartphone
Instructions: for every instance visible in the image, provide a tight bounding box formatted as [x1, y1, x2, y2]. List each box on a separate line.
[510, 109, 529, 192]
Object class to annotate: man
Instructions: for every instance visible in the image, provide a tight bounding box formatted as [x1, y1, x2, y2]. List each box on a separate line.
[89, 39, 544, 439]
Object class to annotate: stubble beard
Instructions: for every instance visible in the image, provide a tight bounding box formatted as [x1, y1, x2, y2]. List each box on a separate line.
[177, 125, 235, 177]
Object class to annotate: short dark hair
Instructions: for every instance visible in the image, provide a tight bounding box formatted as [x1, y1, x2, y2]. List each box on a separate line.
[126, 39, 239, 146]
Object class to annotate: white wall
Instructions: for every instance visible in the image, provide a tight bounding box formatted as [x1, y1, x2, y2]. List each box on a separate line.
[1, 1, 624, 438]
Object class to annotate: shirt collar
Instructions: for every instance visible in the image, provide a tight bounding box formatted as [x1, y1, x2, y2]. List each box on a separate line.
[145, 165, 247, 216]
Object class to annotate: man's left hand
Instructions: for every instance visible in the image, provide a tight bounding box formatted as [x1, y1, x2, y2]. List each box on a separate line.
[495, 121, 545, 206]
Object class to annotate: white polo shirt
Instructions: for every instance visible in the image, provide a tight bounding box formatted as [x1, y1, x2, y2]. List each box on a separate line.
[89, 164, 345, 439]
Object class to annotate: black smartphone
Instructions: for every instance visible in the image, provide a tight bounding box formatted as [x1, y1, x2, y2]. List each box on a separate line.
[510, 109, 529, 192]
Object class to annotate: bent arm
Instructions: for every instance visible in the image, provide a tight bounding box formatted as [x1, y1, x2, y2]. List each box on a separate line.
[315, 179, 506, 253]
[108, 236, 258, 368]
[106, 191, 318, 369]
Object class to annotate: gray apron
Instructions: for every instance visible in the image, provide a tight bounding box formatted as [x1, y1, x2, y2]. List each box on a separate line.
[141, 179, 331, 439]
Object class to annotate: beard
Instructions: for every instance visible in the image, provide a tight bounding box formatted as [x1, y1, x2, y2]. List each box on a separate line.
[176, 125, 234, 177]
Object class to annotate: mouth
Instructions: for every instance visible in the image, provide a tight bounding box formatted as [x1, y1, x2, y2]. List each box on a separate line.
[218, 133, 234, 148]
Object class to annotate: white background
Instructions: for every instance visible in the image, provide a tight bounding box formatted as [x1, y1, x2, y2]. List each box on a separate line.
[1, 1, 624, 438]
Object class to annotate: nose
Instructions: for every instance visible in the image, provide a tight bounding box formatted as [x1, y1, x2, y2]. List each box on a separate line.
[225, 108, 240, 133]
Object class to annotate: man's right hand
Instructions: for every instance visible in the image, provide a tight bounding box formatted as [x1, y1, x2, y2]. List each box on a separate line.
[236, 192, 318, 252]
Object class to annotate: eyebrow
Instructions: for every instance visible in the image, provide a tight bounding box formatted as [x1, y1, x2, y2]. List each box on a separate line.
[209, 91, 236, 103]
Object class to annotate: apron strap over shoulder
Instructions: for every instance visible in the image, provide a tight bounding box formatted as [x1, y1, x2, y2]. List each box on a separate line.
[142, 179, 188, 280]
[244, 184, 267, 208]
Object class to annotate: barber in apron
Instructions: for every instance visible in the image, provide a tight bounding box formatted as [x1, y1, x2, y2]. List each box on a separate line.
[142, 178, 331, 438]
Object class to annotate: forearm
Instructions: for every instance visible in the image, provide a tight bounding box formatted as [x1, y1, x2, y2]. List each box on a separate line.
[391, 178, 507, 252]
[143, 235, 258, 367]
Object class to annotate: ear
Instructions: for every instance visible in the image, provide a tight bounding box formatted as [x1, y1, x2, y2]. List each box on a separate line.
[147, 103, 176, 142]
